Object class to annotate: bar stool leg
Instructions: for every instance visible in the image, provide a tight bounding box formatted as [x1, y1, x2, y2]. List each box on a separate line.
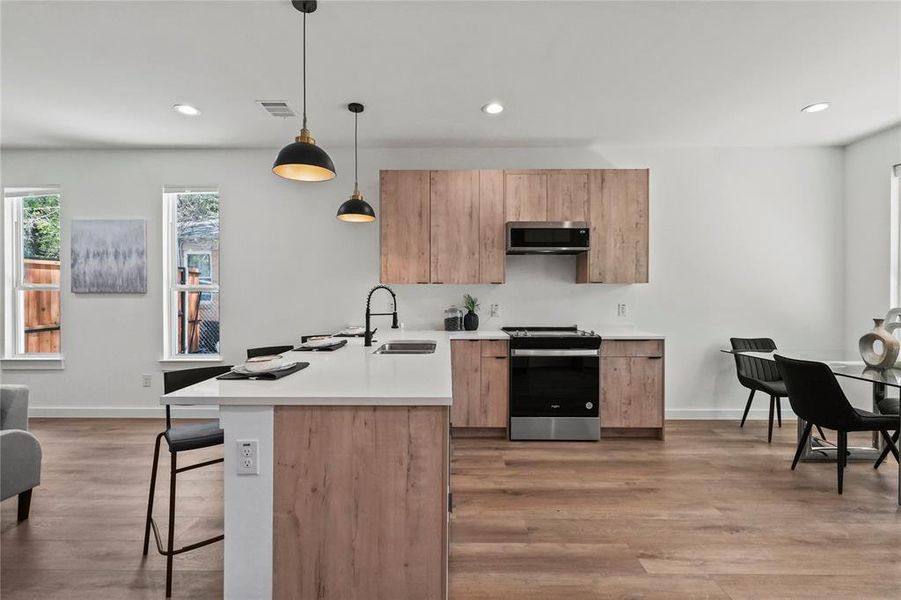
[143, 432, 163, 556]
[166, 451, 177, 597]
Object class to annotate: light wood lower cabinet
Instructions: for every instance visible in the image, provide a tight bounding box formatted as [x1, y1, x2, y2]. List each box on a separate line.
[451, 339, 509, 432]
[273, 405, 449, 599]
[601, 340, 664, 439]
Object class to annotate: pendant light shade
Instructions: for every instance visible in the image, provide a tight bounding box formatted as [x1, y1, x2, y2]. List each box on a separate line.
[273, 1, 336, 182]
[337, 102, 376, 223]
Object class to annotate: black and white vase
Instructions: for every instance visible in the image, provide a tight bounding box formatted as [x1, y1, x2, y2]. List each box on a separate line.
[463, 311, 479, 331]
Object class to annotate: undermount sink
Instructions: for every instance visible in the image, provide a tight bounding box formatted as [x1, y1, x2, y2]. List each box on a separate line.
[373, 340, 437, 355]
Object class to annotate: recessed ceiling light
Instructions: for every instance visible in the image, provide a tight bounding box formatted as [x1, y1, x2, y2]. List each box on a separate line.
[801, 102, 830, 113]
[482, 102, 504, 115]
[173, 103, 201, 116]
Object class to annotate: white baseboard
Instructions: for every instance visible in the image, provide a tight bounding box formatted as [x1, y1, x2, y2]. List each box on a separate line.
[28, 406, 220, 419]
[28, 406, 795, 421]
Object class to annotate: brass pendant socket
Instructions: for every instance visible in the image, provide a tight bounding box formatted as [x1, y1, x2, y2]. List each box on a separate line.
[351, 190, 364, 200]
[296, 128, 316, 144]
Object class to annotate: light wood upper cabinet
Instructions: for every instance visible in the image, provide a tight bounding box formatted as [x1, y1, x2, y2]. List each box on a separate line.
[546, 170, 589, 222]
[380, 170, 431, 284]
[381, 168, 648, 285]
[601, 340, 664, 434]
[504, 171, 547, 222]
[578, 169, 649, 283]
[430, 170, 481, 284]
[478, 170, 505, 284]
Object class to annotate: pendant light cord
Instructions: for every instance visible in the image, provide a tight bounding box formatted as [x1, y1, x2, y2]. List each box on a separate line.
[302, 11, 307, 130]
[354, 112, 359, 194]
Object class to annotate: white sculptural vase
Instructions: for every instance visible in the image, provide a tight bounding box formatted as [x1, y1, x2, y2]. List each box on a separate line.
[859, 317, 901, 369]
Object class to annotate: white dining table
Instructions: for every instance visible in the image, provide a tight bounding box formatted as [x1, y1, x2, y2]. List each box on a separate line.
[722, 350, 901, 505]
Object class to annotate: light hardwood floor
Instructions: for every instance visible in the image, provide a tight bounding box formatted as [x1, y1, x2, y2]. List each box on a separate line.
[2, 419, 899, 599]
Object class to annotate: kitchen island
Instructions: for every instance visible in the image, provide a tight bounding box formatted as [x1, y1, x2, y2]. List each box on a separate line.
[163, 329, 460, 600]
[162, 326, 666, 599]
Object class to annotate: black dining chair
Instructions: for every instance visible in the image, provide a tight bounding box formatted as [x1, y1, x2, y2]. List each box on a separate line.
[246, 345, 294, 359]
[873, 396, 900, 470]
[730, 338, 788, 442]
[775, 355, 899, 494]
[143, 365, 232, 597]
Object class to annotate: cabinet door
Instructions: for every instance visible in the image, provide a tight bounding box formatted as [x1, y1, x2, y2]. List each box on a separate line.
[479, 170, 505, 284]
[584, 169, 649, 283]
[431, 171, 480, 284]
[480, 356, 509, 428]
[451, 340, 481, 427]
[380, 171, 431, 284]
[546, 170, 589, 222]
[601, 341, 663, 428]
[504, 171, 547, 222]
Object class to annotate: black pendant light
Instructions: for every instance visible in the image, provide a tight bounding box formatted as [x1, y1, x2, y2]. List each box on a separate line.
[336, 103, 376, 222]
[272, 0, 336, 182]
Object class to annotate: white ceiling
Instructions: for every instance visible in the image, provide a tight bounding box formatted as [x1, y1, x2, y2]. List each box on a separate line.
[2, 0, 899, 149]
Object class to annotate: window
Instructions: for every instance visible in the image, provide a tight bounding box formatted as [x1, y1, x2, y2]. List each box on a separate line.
[163, 187, 220, 359]
[3, 187, 62, 357]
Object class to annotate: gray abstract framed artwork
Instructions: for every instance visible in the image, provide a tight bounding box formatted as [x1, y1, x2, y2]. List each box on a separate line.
[71, 219, 147, 293]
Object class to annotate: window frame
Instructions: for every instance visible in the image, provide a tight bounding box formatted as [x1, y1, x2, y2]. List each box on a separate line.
[2, 187, 63, 361]
[161, 187, 221, 362]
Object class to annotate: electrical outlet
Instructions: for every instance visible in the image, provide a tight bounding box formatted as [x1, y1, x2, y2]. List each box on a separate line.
[617, 303, 627, 318]
[489, 303, 500, 318]
[236, 440, 259, 476]
[141, 374, 152, 388]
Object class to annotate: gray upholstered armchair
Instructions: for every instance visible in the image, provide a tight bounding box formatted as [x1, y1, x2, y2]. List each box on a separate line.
[1, 385, 41, 521]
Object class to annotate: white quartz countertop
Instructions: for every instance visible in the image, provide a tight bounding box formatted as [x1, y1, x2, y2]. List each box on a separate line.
[162, 329, 454, 407]
[449, 327, 664, 340]
[161, 326, 664, 407]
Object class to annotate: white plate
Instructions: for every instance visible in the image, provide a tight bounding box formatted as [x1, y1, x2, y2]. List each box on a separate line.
[233, 360, 296, 375]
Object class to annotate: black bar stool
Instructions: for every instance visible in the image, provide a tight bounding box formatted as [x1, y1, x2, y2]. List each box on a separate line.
[246, 345, 294, 359]
[143, 365, 232, 597]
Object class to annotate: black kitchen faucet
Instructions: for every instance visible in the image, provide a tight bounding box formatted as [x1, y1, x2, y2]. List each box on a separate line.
[364, 285, 399, 347]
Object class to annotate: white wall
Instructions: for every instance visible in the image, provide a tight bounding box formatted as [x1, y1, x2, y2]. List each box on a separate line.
[0, 145, 845, 418]
[843, 125, 901, 349]
[841, 125, 901, 404]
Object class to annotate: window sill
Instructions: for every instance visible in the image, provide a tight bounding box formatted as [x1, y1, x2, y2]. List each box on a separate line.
[1, 355, 65, 370]
[159, 356, 223, 366]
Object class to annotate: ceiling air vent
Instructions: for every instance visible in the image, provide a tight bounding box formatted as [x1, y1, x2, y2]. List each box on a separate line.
[257, 101, 296, 118]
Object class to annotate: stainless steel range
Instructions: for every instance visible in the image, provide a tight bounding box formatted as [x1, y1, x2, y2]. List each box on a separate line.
[503, 326, 602, 441]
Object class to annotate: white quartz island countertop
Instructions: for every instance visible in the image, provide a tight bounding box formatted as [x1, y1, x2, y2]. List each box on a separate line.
[163, 329, 457, 407]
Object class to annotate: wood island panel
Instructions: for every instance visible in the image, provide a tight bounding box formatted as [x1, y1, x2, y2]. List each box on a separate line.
[273, 405, 448, 600]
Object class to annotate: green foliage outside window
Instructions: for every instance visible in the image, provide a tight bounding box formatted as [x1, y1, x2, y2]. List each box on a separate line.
[22, 195, 60, 261]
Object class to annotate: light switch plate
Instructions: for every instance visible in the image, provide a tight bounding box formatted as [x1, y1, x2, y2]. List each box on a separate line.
[236, 439, 259, 475]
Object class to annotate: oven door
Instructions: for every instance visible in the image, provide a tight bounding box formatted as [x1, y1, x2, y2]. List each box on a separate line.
[509, 349, 599, 418]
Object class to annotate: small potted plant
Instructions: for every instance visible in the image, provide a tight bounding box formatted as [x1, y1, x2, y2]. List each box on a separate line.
[463, 294, 480, 331]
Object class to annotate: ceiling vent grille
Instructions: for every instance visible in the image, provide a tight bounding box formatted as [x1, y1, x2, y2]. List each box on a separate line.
[257, 101, 296, 118]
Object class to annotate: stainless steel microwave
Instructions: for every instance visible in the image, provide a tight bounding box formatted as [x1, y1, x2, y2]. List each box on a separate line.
[505, 221, 590, 255]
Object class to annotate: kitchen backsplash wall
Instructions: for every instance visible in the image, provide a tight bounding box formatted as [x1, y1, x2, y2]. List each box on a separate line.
[0, 145, 844, 418]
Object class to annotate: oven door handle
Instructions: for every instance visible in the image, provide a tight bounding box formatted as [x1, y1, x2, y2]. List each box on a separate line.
[510, 349, 600, 357]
